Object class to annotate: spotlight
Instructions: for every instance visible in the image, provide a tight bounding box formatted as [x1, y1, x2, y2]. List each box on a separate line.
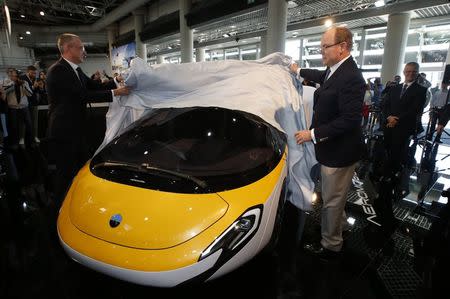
[347, 217, 356, 226]
[287, 1, 298, 8]
[374, 0, 385, 7]
[312, 192, 318, 203]
[19, 35, 24, 40]
[25, 30, 31, 35]
[324, 19, 333, 27]
[40, 11, 45, 16]
[20, 14, 25, 18]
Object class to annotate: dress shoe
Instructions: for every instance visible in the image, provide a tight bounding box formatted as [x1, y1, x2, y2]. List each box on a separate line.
[303, 243, 341, 260]
[342, 227, 353, 239]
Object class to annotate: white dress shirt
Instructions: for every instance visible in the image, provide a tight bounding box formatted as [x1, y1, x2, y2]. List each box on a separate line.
[63, 57, 117, 97]
[295, 55, 351, 144]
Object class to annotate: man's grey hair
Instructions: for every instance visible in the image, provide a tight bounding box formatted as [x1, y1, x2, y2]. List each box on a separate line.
[405, 61, 420, 71]
[328, 26, 353, 51]
[57, 33, 80, 54]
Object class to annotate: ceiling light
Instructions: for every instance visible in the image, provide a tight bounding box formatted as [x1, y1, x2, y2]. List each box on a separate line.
[4, 4, 11, 35]
[223, 33, 230, 38]
[19, 35, 24, 40]
[168, 46, 172, 49]
[374, 0, 385, 8]
[85, 6, 102, 17]
[324, 19, 333, 27]
[40, 11, 45, 16]
[20, 14, 25, 18]
[25, 31, 31, 35]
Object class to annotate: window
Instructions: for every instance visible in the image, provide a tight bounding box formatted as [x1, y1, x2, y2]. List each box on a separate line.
[225, 48, 239, 60]
[241, 46, 257, 60]
[285, 39, 300, 61]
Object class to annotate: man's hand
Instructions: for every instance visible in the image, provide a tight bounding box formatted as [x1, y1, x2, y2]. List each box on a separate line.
[290, 63, 299, 74]
[386, 116, 399, 128]
[113, 86, 130, 96]
[295, 130, 312, 144]
[116, 75, 125, 84]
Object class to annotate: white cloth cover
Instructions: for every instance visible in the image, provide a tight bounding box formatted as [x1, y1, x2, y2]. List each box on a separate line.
[99, 52, 317, 211]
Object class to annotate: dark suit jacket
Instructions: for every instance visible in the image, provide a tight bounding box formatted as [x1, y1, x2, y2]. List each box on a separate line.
[438, 104, 450, 127]
[300, 57, 365, 167]
[20, 74, 38, 106]
[46, 58, 116, 142]
[382, 82, 427, 137]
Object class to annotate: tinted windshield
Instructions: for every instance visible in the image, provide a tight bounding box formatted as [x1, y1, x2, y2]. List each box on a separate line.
[91, 107, 286, 193]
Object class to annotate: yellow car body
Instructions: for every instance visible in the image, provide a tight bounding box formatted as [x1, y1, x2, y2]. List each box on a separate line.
[57, 107, 287, 287]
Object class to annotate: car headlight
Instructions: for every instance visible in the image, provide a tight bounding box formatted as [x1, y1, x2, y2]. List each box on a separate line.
[199, 205, 262, 261]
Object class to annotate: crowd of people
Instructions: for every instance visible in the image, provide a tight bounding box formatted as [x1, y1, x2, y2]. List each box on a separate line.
[0, 66, 47, 150]
[0, 61, 120, 152]
[1, 29, 449, 262]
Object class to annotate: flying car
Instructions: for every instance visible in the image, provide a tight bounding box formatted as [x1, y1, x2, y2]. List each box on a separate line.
[57, 106, 287, 287]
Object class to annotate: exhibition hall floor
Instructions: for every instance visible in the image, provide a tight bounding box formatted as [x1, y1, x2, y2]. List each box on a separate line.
[1, 137, 448, 299]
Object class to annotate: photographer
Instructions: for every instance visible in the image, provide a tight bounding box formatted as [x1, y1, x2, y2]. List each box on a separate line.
[429, 83, 449, 143]
[35, 78, 48, 105]
[3, 70, 34, 150]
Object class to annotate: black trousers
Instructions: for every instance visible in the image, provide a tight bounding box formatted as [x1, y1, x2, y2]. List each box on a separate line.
[52, 138, 89, 206]
[7, 107, 33, 148]
[383, 128, 411, 176]
[373, 128, 412, 236]
[427, 108, 445, 141]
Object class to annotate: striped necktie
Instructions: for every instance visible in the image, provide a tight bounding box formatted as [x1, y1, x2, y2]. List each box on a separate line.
[400, 83, 408, 97]
[76, 67, 85, 87]
[324, 68, 331, 82]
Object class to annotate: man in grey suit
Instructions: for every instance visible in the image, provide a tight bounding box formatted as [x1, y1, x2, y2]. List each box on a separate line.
[290, 26, 365, 256]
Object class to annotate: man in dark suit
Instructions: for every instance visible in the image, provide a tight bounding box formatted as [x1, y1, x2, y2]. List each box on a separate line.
[437, 98, 450, 137]
[290, 27, 365, 256]
[20, 65, 39, 142]
[46, 33, 130, 206]
[383, 62, 427, 176]
[375, 62, 427, 238]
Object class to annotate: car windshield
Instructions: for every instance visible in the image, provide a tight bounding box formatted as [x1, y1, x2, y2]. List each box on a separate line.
[91, 107, 286, 193]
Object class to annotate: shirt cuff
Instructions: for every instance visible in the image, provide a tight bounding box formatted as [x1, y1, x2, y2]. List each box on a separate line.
[296, 68, 304, 83]
[111, 90, 115, 98]
[113, 77, 120, 87]
[311, 129, 317, 144]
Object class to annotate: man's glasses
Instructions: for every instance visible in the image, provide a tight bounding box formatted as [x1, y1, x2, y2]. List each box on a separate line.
[320, 41, 344, 52]
[70, 45, 85, 52]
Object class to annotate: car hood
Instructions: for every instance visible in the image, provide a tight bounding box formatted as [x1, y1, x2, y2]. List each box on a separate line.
[67, 166, 228, 249]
